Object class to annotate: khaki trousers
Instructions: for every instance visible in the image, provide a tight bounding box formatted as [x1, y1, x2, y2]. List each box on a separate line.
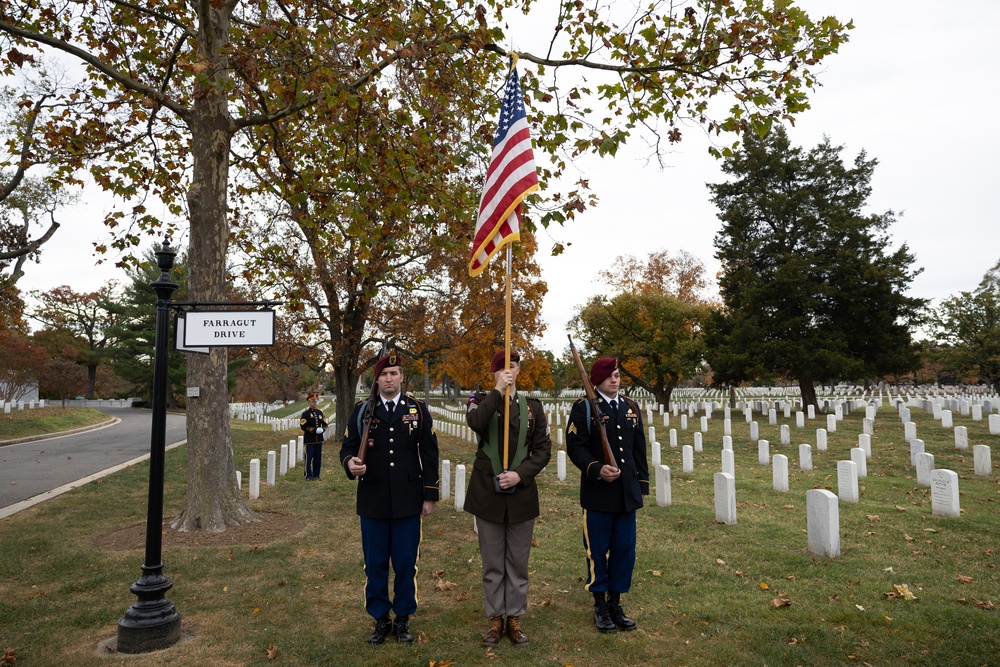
[475, 516, 535, 617]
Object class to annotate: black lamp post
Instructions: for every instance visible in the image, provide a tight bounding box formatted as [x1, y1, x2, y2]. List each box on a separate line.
[116, 239, 182, 653]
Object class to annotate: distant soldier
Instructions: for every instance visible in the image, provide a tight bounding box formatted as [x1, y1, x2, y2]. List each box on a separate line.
[465, 349, 552, 646]
[340, 352, 439, 645]
[566, 357, 648, 633]
[299, 392, 327, 480]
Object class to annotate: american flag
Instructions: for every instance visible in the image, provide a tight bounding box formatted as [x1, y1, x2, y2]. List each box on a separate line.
[469, 60, 539, 277]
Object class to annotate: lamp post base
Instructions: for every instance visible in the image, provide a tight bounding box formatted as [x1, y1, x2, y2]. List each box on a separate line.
[116, 568, 182, 654]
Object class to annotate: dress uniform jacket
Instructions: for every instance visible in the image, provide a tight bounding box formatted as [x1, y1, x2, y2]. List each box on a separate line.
[340, 394, 440, 519]
[566, 395, 649, 513]
[300, 407, 327, 445]
[464, 389, 552, 524]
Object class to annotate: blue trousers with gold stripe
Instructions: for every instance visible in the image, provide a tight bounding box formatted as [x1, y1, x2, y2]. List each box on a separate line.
[582, 509, 636, 593]
[360, 515, 422, 619]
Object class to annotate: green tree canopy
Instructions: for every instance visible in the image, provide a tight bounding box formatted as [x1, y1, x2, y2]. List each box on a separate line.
[932, 260, 1000, 393]
[705, 126, 925, 407]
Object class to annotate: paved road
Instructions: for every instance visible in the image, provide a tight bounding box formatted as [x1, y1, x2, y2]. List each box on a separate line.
[0, 407, 187, 513]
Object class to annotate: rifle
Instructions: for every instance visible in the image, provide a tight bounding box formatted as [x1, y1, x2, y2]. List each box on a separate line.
[567, 335, 617, 470]
[356, 345, 387, 466]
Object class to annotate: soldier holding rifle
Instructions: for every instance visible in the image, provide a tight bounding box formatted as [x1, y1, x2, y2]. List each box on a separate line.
[465, 349, 552, 646]
[566, 350, 649, 633]
[340, 352, 439, 645]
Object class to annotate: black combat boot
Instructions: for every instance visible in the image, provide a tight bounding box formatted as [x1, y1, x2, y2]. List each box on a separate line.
[393, 614, 414, 643]
[607, 591, 637, 631]
[366, 616, 392, 644]
[593, 591, 617, 633]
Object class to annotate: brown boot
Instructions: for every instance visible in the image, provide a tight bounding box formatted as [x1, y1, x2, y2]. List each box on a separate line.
[481, 616, 504, 646]
[505, 615, 529, 645]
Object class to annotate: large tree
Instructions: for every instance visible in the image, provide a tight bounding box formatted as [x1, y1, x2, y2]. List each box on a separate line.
[705, 126, 924, 407]
[1, 1, 850, 530]
[572, 250, 712, 407]
[932, 260, 1000, 393]
[30, 283, 121, 399]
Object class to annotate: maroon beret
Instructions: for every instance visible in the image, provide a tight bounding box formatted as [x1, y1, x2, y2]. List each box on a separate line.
[307, 393, 319, 401]
[490, 349, 520, 373]
[373, 351, 401, 378]
[590, 357, 618, 386]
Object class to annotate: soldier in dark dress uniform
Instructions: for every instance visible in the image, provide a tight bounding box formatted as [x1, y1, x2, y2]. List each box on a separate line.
[299, 393, 327, 480]
[566, 357, 648, 633]
[465, 350, 551, 647]
[340, 352, 440, 645]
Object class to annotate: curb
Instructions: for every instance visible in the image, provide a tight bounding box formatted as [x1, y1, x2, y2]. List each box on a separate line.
[0, 417, 121, 447]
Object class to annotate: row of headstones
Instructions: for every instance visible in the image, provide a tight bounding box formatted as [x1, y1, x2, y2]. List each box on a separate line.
[2, 398, 134, 413]
[237, 435, 306, 500]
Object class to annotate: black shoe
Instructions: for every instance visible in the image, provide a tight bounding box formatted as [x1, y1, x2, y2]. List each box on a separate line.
[593, 602, 617, 633]
[608, 603, 637, 631]
[393, 615, 413, 643]
[367, 617, 392, 644]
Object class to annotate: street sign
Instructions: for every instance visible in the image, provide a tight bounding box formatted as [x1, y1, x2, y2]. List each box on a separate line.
[182, 310, 276, 347]
[174, 311, 210, 354]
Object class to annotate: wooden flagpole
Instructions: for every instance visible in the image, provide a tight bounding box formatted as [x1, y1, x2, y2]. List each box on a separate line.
[502, 245, 513, 472]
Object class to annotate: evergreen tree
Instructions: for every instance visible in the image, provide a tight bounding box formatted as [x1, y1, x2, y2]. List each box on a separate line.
[933, 260, 1000, 393]
[705, 126, 924, 407]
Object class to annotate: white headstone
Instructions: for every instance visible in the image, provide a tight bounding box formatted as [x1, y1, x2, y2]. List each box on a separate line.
[266, 451, 276, 486]
[862, 417, 873, 436]
[972, 405, 983, 421]
[772, 454, 789, 492]
[991, 414, 1000, 435]
[682, 445, 694, 473]
[652, 442, 661, 467]
[796, 411, 805, 428]
[441, 460, 451, 499]
[806, 489, 840, 558]
[249, 458, 260, 500]
[768, 409, 777, 425]
[655, 465, 672, 507]
[954, 426, 968, 450]
[799, 444, 813, 471]
[722, 435, 733, 451]
[807, 404, 816, 419]
[280, 444, 288, 476]
[724, 418, 732, 436]
[851, 447, 867, 478]
[910, 439, 925, 467]
[693, 432, 703, 453]
[288, 439, 297, 468]
[858, 433, 871, 459]
[780, 424, 790, 445]
[904, 421, 917, 442]
[700, 416, 709, 432]
[826, 413, 837, 433]
[941, 409, 953, 428]
[297, 434, 304, 460]
[662, 413, 669, 427]
[758, 439, 770, 466]
[930, 469, 960, 518]
[916, 452, 934, 487]
[721, 448, 735, 476]
[235, 470, 242, 490]
[680, 414, 688, 430]
[837, 460, 859, 502]
[750, 421, 759, 440]
[973, 445, 992, 476]
[669, 429, 678, 447]
[713, 472, 737, 525]
[816, 428, 827, 452]
[455, 464, 466, 511]
[649, 426, 656, 444]
[557, 450, 567, 481]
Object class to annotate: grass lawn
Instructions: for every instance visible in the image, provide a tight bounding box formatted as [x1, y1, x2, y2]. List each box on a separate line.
[0, 407, 112, 442]
[0, 397, 997, 666]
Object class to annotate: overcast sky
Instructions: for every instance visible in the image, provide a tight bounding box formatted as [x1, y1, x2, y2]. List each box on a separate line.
[14, 1, 1000, 357]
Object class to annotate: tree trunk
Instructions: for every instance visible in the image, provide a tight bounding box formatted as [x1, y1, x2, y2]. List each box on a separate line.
[171, 3, 256, 531]
[332, 362, 359, 439]
[654, 386, 673, 411]
[85, 363, 98, 399]
[798, 376, 818, 411]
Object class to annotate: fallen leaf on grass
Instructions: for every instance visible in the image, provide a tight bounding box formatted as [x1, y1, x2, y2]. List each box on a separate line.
[432, 569, 445, 578]
[428, 661, 456, 667]
[647, 570, 662, 577]
[903, 534, 914, 543]
[856, 604, 866, 612]
[787, 636, 799, 645]
[883, 584, 917, 601]
[883, 567, 895, 573]
[759, 582, 769, 590]
[972, 598, 996, 610]
[770, 598, 791, 608]
[454, 591, 470, 601]
[956, 575, 974, 584]
[531, 538, 540, 547]
[435, 578, 457, 591]
[865, 514, 880, 521]
[922, 528, 938, 533]
[265, 644, 278, 660]
[2, 648, 16, 666]
[735, 570, 747, 577]
[716, 559, 727, 566]
[781, 505, 795, 509]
